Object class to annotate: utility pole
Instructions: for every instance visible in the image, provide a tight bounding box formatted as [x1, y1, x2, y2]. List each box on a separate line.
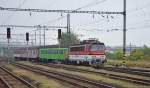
[37, 25, 41, 46]
[67, 13, 71, 45]
[35, 30, 36, 46]
[130, 42, 132, 56]
[67, 13, 70, 34]
[40, 26, 41, 46]
[43, 26, 46, 46]
[123, 0, 126, 57]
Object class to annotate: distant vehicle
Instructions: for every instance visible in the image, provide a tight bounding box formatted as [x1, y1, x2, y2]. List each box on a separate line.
[14, 39, 106, 68]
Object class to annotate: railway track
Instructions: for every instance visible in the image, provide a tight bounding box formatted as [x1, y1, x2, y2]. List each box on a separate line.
[39, 63, 150, 86]
[12, 62, 118, 88]
[103, 66, 150, 77]
[0, 66, 37, 88]
[113, 67, 150, 72]
[0, 76, 11, 88]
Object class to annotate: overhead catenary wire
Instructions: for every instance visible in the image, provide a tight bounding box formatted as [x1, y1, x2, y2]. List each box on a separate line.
[37, 0, 108, 28]
[75, 15, 116, 27]
[1, 0, 28, 25]
[76, 17, 150, 32]
[72, 14, 119, 34]
[35, 0, 109, 46]
[75, 0, 107, 11]
[0, 25, 67, 29]
[127, 2, 150, 14]
[35, 0, 115, 34]
[80, 24, 150, 32]
[39, 15, 66, 25]
[46, 0, 58, 8]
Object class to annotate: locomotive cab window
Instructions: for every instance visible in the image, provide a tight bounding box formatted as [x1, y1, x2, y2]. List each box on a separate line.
[90, 45, 105, 51]
[70, 46, 85, 52]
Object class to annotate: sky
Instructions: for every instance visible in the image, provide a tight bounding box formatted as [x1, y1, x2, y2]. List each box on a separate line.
[0, 0, 150, 47]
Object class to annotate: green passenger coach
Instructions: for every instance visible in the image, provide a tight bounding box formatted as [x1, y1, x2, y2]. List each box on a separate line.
[39, 48, 68, 62]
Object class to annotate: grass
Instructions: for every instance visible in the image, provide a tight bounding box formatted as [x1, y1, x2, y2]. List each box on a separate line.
[5, 64, 71, 88]
[107, 59, 150, 68]
[17, 61, 150, 88]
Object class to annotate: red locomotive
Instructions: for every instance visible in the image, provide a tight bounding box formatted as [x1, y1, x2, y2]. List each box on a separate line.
[69, 38, 106, 67]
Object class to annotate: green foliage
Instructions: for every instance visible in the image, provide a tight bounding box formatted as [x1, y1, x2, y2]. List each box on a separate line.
[60, 32, 80, 47]
[106, 49, 123, 60]
[137, 46, 150, 61]
[106, 52, 116, 59]
[107, 46, 150, 61]
[140, 46, 150, 56]
[129, 50, 144, 60]
[129, 46, 150, 61]
[115, 49, 123, 59]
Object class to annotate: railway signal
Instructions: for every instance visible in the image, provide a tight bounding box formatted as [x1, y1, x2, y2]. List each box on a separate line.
[58, 29, 62, 48]
[26, 32, 29, 61]
[58, 29, 62, 39]
[7, 28, 11, 39]
[26, 32, 29, 42]
[6, 28, 11, 63]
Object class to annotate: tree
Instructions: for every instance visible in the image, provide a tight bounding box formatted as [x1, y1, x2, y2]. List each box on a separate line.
[106, 49, 123, 60]
[141, 45, 150, 56]
[115, 49, 123, 59]
[60, 32, 80, 47]
[130, 49, 144, 60]
[143, 44, 148, 49]
[106, 52, 116, 59]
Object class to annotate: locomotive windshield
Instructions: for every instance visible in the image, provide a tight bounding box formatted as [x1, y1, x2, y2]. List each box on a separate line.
[90, 44, 105, 51]
[70, 46, 85, 52]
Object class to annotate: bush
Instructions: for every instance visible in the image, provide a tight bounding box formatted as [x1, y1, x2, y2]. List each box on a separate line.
[106, 49, 123, 60]
[107, 47, 150, 61]
[129, 50, 144, 60]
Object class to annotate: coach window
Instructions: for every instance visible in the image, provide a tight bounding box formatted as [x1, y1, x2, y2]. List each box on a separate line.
[52, 50, 56, 54]
[61, 50, 64, 54]
[58, 50, 61, 54]
[51, 50, 54, 54]
[48, 50, 51, 54]
[56, 50, 58, 54]
[62, 50, 64, 54]
[41, 50, 45, 54]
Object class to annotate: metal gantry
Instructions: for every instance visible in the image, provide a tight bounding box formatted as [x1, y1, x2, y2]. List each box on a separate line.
[0, 7, 123, 15]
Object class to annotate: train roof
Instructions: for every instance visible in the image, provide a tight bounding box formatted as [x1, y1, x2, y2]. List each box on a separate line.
[14, 46, 39, 50]
[14, 41, 105, 50]
[39, 45, 68, 48]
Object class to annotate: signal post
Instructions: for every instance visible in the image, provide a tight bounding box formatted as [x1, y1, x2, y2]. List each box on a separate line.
[58, 29, 62, 48]
[7, 28, 11, 63]
[26, 32, 29, 61]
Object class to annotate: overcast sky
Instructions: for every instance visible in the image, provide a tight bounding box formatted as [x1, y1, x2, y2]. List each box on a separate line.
[0, 0, 150, 47]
